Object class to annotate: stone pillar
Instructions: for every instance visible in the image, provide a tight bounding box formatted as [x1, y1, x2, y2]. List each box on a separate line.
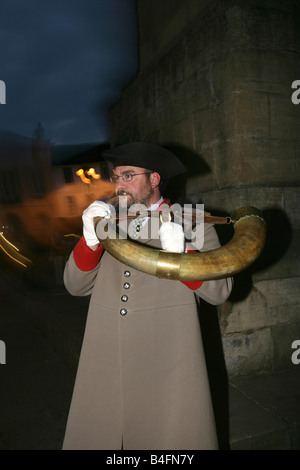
[109, 0, 300, 376]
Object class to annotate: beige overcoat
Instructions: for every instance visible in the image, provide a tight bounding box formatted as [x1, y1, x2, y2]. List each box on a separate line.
[62, 218, 233, 450]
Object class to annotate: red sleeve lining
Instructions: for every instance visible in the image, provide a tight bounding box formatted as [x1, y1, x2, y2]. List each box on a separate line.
[180, 280, 203, 290]
[73, 236, 104, 271]
[180, 247, 203, 290]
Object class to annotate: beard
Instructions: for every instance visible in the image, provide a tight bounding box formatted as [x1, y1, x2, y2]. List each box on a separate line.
[116, 183, 154, 209]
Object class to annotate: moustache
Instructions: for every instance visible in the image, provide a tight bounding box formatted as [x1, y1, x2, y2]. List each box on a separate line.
[116, 190, 134, 199]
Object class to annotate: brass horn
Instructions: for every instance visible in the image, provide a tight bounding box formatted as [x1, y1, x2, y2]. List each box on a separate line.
[95, 205, 266, 281]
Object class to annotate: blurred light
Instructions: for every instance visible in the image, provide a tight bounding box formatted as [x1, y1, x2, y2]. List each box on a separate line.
[64, 233, 81, 239]
[0, 232, 20, 251]
[76, 168, 91, 184]
[86, 168, 101, 180]
[0, 233, 32, 268]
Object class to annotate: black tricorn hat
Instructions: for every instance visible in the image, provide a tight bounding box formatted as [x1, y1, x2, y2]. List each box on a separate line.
[102, 142, 187, 179]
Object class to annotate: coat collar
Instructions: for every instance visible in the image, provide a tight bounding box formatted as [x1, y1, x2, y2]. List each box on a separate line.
[135, 197, 167, 246]
[117, 197, 168, 246]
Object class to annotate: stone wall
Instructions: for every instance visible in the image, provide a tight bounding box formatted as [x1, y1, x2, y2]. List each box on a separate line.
[109, 0, 300, 376]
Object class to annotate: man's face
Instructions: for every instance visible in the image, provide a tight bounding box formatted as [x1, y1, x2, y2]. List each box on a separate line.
[113, 165, 156, 208]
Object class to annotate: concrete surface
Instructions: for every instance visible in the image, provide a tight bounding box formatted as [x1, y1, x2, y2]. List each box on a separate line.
[0, 268, 299, 450]
[0, 283, 74, 449]
[229, 370, 300, 450]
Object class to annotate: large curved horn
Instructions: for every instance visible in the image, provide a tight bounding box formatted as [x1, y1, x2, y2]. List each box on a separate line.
[95, 206, 266, 281]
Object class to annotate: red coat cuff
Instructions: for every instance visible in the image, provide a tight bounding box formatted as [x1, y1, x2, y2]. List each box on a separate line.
[180, 280, 203, 290]
[180, 247, 203, 290]
[73, 236, 104, 271]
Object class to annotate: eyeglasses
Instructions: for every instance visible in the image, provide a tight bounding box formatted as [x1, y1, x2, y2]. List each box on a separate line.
[110, 172, 153, 184]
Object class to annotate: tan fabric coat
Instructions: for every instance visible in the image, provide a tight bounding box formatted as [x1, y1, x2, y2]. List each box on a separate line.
[62, 219, 233, 450]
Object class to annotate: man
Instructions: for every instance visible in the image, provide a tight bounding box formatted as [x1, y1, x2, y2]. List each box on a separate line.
[62, 142, 233, 450]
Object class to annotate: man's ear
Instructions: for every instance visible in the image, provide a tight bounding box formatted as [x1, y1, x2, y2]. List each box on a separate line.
[150, 172, 161, 188]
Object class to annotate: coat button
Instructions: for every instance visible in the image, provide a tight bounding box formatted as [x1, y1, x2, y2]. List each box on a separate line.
[120, 308, 127, 316]
[123, 282, 130, 289]
[124, 270, 131, 277]
[121, 295, 128, 302]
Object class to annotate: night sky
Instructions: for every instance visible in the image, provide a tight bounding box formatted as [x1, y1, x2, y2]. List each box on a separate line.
[0, 0, 139, 145]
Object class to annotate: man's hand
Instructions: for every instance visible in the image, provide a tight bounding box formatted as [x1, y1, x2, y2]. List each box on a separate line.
[159, 221, 185, 253]
[82, 201, 111, 248]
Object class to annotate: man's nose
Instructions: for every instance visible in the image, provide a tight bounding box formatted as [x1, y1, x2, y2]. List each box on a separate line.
[115, 178, 126, 193]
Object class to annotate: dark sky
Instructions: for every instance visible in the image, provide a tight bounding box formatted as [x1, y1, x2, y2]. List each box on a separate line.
[0, 0, 139, 145]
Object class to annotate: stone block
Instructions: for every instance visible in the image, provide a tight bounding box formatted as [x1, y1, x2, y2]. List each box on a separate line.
[193, 186, 285, 213]
[224, 278, 300, 334]
[220, 278, 300, 375]
[269, 96, 300, 140]
[192, 135, 299, 191]
[222, 283, 269, 334]
[193, 91, 270, 141]
[224, 5, 249, 49]
[285, 188, 300, 230]
[226, 93, 270, 137]
[222, 327, 273, 376]
[194, 186, 299, 226]
[158, 116, 196, 150]
[243, 2, 298, 53]
[226, 47, 299, 94]
[252, 228, 300, 283]
[138, 0, 213, 70]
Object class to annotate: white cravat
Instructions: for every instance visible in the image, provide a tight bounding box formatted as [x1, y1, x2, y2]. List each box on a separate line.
[131, 197, 164, 238]
[148, 197, 164, 212]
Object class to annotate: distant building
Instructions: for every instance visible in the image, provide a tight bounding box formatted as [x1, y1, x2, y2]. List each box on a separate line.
[0, 125, 114, 254]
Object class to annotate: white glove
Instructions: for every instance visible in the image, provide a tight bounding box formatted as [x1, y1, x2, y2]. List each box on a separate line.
[159, 222, 185, 253]
[82, 201, 111, 247]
